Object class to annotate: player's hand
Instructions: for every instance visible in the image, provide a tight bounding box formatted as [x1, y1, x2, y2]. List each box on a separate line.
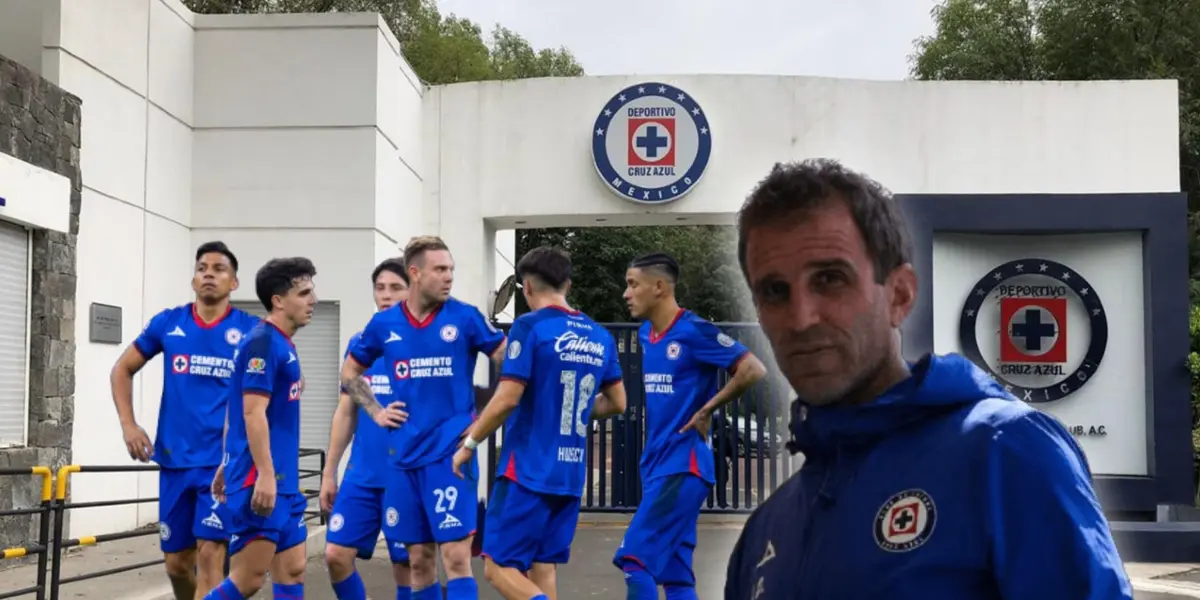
[251, 476, 277, 516]
[121, 422, 153, 463]
[319, 477, 337, 513]
[211, 464, 226, 503]
[372, 401, 408, 429]
[452, 446, 474, 479]
[679, 408, 712, 438]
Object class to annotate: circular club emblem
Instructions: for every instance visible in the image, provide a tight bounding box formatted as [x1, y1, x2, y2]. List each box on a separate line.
[329, 513, 344, 532]
[394, 360, 410, 380]
[958, 258, 1108, 404]
[666, 341, 682, 359]
[716, 333, 735, 348]
[171, 355, 189, 374]
[873, 489, 936, 552]
[385, 507, 399, 527]
[507, 340, 521, 360]
[440, 324, 458, 342]
[225, 328, 241, 345]
[159, 522, 171, 541]
[591, 82, 712, 205]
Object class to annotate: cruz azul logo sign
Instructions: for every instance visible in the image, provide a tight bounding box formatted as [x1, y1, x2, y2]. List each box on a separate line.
[957, 258, 1108, 403]
[591, 82, 712, 205]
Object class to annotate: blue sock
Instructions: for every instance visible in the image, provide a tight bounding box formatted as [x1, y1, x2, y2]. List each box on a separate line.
[664, 585, 699, 600]
[396, 585, 412, 600]
[412, 584, 442, 600]
[622, 562, 657, 600]
[446, 576, 478, 599]
[273, 582, 304, 600]
[202, 578, 245, 600]
[332, 570, 367, 600]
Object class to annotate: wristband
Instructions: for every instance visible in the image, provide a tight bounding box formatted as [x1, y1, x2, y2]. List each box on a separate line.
[463, 437, 479, 450]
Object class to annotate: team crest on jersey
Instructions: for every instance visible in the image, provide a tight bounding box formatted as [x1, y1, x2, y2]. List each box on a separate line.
[329, 513, 344, 532]
[508, 340, 521, 359]
[394, 360, 410, 380]
[873, 489, 936, 553]
[288, 381, 301, 401]
[440, 325, 458, 342]
[717, 333, 735, 347]
[225, 328, 242, 345]
[666, 341, 682, 360]
[247, 358, 266, 374]
[171, 355, 189, 374]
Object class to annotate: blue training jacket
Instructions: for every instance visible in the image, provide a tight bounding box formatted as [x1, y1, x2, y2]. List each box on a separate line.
[724, 353, 1133, 600]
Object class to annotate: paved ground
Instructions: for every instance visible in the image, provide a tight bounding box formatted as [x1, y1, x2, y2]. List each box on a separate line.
[0, 521, 1198, 599]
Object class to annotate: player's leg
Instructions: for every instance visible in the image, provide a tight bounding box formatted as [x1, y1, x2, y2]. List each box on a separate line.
[158, 468, 199, 600]
[527, 491, 582, 600]
[201, 487, 281, 599]
[612, 474, 709, 600]
[189, 467, 228, 598]
[642, 475, 710, 600]
[385, 465, 437, 596]
[388, 536, 413, 599]
[266, 493, 310, 599]
[325, 481, 383, 599]
[479, 478, 546, 600]
[425, 453, 480, 600]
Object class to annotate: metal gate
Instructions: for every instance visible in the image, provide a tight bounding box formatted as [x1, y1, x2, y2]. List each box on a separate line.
[483, 322, 793, 514]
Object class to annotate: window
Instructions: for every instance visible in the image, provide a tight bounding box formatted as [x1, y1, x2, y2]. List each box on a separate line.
[0, 220, 30, 447]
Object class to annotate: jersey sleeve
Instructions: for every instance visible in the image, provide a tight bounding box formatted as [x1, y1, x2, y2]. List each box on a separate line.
[131, 309, 172, 359]
[348, 314, 385, 368]
[466, 305, 506, 356]
[344, 332, 362, 361]
[986, 411, 1133, 598]
[241, 332, 279, 398]
[687, 319, 750, 370]
[498, 318, 534, 384]
[600, 333, 623, 389]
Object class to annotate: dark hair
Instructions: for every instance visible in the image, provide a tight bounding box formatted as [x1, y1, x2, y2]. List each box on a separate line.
[737, 158, 912, 284]
[403, 236, 450, 268]
[372, 258, 409, 285]
[628, 252, 680, 284]
[255, 257, 317, 312]
[195, 241, 238, 272]
[516, 246, 572, 291]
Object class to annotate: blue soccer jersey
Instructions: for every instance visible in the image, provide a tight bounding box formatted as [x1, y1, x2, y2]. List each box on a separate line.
[341, 331, 393, 489]
[639, 309, 750, 485]
[348, 297, 506, 469]
[223, 321, 305, 495]
[132, 303, 260, 469]
[495, 306, 623, 497]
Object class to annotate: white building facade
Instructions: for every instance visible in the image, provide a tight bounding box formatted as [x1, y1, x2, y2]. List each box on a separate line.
[0, 0, 1181, 539]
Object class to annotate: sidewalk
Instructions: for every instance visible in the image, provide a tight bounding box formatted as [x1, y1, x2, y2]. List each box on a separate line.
[1, 520, 1198, 599]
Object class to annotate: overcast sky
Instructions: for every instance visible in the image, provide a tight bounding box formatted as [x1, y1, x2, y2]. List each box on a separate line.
[435, 0, 941, 80]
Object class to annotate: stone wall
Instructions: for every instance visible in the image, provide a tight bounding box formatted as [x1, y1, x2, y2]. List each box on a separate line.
[0, 54, 81, 554]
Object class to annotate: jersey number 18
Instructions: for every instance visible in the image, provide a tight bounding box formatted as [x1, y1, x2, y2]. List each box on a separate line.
[559, 370, 594, 438]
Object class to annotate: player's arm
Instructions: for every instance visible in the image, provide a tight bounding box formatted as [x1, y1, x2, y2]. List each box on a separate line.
[470, 309, 508, 369]
[240, 335, 279, 483]
[340, 318, 387, 418]
[324, 391, 358, 478]
[462, 319, 531, 448]
[110, 312, 167, 461]
[591, 339, 627, 420]
[986, 412, 1134, 599]
[692, 326, 768, 418]
[463, 379, 524, 448]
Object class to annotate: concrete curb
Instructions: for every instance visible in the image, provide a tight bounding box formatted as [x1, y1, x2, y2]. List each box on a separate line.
[1131, 577, 1200, 598]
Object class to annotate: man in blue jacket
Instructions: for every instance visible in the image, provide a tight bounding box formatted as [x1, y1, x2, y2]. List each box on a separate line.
[724, 158, 1133, 599]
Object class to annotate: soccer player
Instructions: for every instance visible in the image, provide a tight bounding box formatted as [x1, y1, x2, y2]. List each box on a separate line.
[614, 252, 768, 600]
[340, 236, 507, 600]
[110, 241, 260, 600]
[203, 257, 318, 600]
[452, 246, 628, 600]
[321, 258, 414, 600]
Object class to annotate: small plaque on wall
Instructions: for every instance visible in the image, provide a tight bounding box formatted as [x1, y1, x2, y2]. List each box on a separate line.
[89, 303, 122, 344]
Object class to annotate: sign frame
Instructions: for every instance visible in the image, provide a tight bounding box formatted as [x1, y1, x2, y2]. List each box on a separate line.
[896, 192, 1190, 515]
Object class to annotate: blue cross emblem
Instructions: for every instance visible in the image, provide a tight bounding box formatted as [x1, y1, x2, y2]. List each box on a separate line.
[1010, 309, 1057, 351]
[635, 125, 669, 159]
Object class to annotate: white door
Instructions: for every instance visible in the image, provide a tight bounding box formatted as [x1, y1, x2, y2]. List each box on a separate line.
[0, 221, 29, 447]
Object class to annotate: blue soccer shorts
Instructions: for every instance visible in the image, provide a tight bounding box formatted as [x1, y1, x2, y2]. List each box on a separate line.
[612, 473, 711, 586]
[158, 466, 227, 554]
[220, 487, 309, 557]
[481, 477, 580, 572]
[327, 479, 410, 563]
[383, 453, 478, 545]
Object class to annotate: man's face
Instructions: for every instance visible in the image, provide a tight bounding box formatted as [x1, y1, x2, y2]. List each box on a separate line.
[192, 252, 237, 303]
[623, 267, 659, 320]
[276, 276, 317, 327]
[374, 270, 409, 311]
[411, 249, 454, 303]
[743, 200, 914, 406]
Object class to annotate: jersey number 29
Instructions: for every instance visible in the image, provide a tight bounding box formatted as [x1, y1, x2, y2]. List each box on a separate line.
[559, 370, 594, 437]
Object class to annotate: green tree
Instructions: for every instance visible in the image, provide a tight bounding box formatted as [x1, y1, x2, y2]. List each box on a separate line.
[912, 0, 1200, 490]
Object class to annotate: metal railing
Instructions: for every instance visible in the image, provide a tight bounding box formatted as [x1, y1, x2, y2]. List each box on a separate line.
[484, 322, 794, 514]
[0, 448, 326, 600]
